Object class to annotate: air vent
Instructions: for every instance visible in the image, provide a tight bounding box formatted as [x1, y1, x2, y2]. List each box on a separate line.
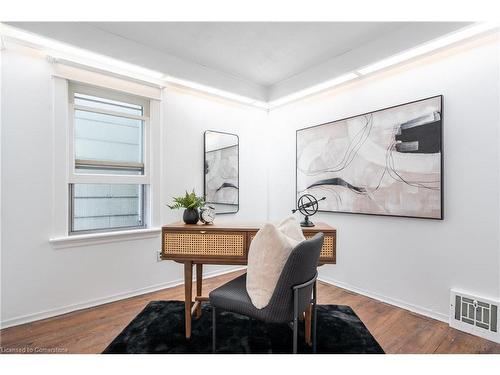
[450, 289, 499, 343]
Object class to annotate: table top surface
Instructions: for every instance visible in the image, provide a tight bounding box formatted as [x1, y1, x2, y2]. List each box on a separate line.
[162, 221, 336, 232]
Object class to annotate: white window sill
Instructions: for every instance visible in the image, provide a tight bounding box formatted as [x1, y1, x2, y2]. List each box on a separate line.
[49, 227, 161, 249]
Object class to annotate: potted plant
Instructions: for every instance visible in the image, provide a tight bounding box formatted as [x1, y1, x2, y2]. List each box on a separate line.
[167, 190, 205, 224]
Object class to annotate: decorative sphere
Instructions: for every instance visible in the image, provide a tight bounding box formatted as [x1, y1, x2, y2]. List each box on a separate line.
[297, 194, 319, 217]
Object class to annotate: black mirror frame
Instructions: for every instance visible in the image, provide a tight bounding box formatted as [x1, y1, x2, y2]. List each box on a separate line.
[203, 130, 239, 215]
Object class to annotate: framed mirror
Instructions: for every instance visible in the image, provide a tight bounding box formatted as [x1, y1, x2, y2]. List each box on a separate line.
[204, 130, 239, 214]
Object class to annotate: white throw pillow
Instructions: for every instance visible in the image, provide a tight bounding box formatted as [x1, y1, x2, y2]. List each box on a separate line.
[246, 217, 306, 309]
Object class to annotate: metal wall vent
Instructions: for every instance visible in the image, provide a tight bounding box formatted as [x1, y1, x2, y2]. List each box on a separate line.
[450, 289, 499, 343]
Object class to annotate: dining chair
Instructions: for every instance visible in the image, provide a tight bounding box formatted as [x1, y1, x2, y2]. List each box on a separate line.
[209, 232, 324, 353]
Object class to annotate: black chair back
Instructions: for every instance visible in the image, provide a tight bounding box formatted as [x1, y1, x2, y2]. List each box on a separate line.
[263, 232, 324, 322]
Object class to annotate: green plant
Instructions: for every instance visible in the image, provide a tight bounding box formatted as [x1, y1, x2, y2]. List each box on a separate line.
[167, 190, 205, 210]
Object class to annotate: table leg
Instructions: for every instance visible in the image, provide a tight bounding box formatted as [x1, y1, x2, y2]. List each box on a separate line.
[195, 264, 203, 318]
[184, 261, 193, 339]
[304, 303, 312, 346]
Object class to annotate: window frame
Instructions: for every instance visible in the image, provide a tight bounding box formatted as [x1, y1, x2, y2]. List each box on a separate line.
[67, 83, 151, 235]
[68, 184, 148, 235]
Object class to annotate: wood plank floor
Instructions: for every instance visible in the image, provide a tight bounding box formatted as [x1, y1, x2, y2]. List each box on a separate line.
[1, 270, 499, 354]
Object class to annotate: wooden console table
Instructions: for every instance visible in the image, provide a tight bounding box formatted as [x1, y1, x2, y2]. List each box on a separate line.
[161, 221, 336, 340]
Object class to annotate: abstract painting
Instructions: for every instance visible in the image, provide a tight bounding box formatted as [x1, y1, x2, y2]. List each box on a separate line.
[296, 96, 443, 219]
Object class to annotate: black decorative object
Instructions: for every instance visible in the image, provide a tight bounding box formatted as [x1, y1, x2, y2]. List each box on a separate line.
[103, 301, 384, 354]
[292, 194, 326, 227]
[296, 95, 443, 219]
[183, 208, 199, 225]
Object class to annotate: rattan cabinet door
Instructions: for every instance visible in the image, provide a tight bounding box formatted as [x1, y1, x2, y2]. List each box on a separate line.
[162, 230, 247, 262]
[303, 233, 336, 264]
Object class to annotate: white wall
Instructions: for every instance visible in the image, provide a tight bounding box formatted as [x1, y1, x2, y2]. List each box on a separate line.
[0, 44, 268, 327]
[267, 33, 500, 320]
[1, 32, 499, 329]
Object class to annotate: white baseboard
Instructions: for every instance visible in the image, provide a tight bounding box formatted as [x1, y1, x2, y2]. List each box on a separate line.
[0, 266, 246, 329]
[318, 274, 449, 323]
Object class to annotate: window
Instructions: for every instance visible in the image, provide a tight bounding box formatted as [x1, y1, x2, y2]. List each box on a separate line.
[68, 84, 150, 235]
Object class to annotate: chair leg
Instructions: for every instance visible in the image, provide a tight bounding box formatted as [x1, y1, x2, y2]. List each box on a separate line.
[293, 318, 298, 354]
[212, 306, 216, 353]
[312, 281, 317, 353]
[312, 303, 317, 353]
[293, 289, 298, 354]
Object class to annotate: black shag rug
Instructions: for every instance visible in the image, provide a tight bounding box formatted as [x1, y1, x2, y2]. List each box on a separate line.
[103, 301, 384, 354]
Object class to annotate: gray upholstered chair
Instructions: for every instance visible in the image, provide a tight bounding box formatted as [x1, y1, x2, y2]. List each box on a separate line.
[209, 232, 324, 354]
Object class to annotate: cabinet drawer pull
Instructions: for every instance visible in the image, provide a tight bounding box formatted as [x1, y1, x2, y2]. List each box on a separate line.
[200, 231, 206, 234]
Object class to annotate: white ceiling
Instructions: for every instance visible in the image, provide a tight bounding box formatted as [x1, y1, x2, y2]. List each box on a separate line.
[9, 22, 471, 101]
[90, 22, 406, 86]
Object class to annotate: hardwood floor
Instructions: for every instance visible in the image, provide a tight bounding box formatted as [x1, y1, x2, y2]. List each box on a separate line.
[1, 270, 499, 354]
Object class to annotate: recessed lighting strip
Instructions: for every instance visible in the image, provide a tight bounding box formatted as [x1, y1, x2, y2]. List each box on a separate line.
[164, 76, 268, 108]
[268, 72, 360, 108]
[0, 23, 165, 85]
[1, 22, 498, 110]
[357, 22, 499, 75]
[267, 22, 499, 108]
[0, 23, 267, 108]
